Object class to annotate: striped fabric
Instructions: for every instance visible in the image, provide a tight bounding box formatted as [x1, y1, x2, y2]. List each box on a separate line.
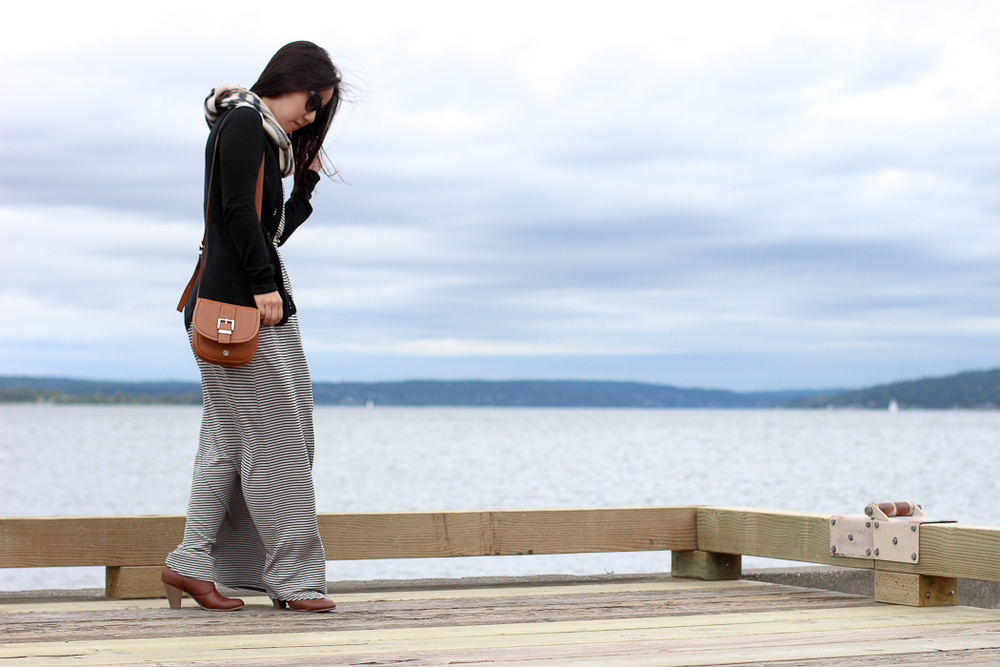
[166, 208, 327, 602]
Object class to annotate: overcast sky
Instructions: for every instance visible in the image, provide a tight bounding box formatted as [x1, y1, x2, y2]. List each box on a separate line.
[2, 1, 999, 390]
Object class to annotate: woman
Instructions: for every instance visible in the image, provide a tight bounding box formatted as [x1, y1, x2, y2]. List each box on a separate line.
[163, 42, 343, 613]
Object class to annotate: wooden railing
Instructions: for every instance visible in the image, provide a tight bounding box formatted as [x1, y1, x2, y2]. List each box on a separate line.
[3, 506, 998, 606]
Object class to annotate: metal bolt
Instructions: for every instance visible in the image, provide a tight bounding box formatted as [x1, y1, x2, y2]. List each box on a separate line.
[926, 593, 931, 598]
[848, 534, 854, 541]
[874, 549, 879, 556]
[865, 506, 874, 517]
[866, 549, 871, 556]
[866, 521, 871, 528]
[911, 525, 917, 532]
[831, 546, 837, 554]
[892, 537, 898, 545]
[951, 591, 956, 595]
[831, 519, 836, 525]
[911, 553, 917, 560]
[874, 522, 880, 529]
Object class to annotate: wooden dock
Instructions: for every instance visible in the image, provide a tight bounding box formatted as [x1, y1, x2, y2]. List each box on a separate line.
[5, 504, 1000, 665]
[5, 574, 1000, 665]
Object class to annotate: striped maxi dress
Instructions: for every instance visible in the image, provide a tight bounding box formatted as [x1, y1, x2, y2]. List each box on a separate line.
[166, 210, 327, 602]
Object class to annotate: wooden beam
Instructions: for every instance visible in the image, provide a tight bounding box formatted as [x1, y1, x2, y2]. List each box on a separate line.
[874, 523, 1000, 582]
[10, 506, 997, 586]
[0, 516, 185, 568]
[1, 507, 698, 569]
[320, 507, 698, 560]
[696, 507, 1000, 584]
[695, 507, 872, 570]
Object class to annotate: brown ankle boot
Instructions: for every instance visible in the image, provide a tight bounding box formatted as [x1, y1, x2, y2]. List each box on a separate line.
[272, 597, 336, 612]
[162, 565, 244, 611]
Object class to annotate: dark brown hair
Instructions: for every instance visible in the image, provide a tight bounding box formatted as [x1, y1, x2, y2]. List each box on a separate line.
[251, 41, 343, 191]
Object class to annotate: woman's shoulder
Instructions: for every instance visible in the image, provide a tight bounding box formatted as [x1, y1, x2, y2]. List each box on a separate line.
[217, 106, 265, 139]
[213, 106, 267, 158]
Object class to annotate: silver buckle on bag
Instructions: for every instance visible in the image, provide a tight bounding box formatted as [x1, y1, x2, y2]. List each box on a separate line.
[217, 318, 235, 335]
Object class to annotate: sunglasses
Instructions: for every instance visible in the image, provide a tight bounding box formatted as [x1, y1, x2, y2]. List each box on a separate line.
[305, 90, 326, 114]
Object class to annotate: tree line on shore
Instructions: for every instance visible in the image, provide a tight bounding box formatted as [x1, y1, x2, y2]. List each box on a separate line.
[2, 369, 998, 408]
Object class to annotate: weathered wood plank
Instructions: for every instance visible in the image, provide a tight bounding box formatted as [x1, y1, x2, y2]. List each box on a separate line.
[3, 605, 1000, 665]
[695, 507, 1000, 584]
[5, 577, 998, 666]
[0, 516, 185, 567]
[734, 651, 1000, 667]
[105, 566, 167, 599]
[1, 591, 874, 645]
[320, 507, 697, 560]
[0, 507, 697, 568]
[1, 579, 872, 647]
[325, 636, 1000, 667]
[671, 550, 742, 580]
[5, 599, 998, 643]
[874, 571, 959, 607]
[381, 622, 1000, 666]
[314, 634, 1000, 667]
[0, 579, 774, 615]
[129, 640, 1000, 667]
[696, 506, 873, 569]
[6, 506, 1000, 588]
[4, 576, 999, 667]
[36, 630, 999, 667]
[874, 522, 1000, 582]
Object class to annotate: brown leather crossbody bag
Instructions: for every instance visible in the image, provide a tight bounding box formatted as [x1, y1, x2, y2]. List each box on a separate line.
[177, 114, 265, 367]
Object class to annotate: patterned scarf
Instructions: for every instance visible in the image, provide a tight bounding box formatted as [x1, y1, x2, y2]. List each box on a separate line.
[204, 83, 294, 177]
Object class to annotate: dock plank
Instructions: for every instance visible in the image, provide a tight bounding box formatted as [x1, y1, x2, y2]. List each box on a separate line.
[5, 615, 1000, 666]
[0, 579, 872, 644]
[3, 576, 1000, 666]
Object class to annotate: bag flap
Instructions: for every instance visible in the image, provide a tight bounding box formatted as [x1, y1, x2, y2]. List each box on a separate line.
[192, 298, 260, 343]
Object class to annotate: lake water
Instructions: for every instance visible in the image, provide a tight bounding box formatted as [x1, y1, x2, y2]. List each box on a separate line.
[2, 404, 998, 591]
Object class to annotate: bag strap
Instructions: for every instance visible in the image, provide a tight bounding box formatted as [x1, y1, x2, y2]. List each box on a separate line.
[177, 114, 268, 312]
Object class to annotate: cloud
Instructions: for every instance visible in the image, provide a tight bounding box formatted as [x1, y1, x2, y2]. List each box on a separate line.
[2, 1, 1000, 388]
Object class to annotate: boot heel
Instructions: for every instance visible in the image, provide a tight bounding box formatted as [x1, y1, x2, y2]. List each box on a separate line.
[272, 599, 287, 609]
[160, 565, 243, 611]
[164, 582, 183, 609]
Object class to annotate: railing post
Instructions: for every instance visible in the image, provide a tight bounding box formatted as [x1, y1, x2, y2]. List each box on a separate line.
[106, 566, 166, 599]
[874, 571, 958, 607]
[671, 550, 741, 580]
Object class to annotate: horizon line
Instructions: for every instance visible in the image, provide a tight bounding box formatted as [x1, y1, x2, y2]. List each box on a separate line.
[0, 373, 851, 395]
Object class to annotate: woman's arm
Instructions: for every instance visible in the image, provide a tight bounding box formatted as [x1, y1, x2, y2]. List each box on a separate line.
[217, 108, 279, 296]
[277, 158, 323, 246]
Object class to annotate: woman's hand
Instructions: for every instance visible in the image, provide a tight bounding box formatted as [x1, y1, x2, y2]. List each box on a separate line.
[254, 291, 283, 326]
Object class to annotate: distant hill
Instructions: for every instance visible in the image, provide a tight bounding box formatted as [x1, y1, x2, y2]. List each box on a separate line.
[786, 368, 1000, 409]
[0, 376, 825, 408]
[310, 380, 824, 408]
[4, 370, 997, 409]
[0, 377, 203, 404]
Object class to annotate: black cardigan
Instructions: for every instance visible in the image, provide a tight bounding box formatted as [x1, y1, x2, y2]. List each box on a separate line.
[183, 107, 320, 329]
